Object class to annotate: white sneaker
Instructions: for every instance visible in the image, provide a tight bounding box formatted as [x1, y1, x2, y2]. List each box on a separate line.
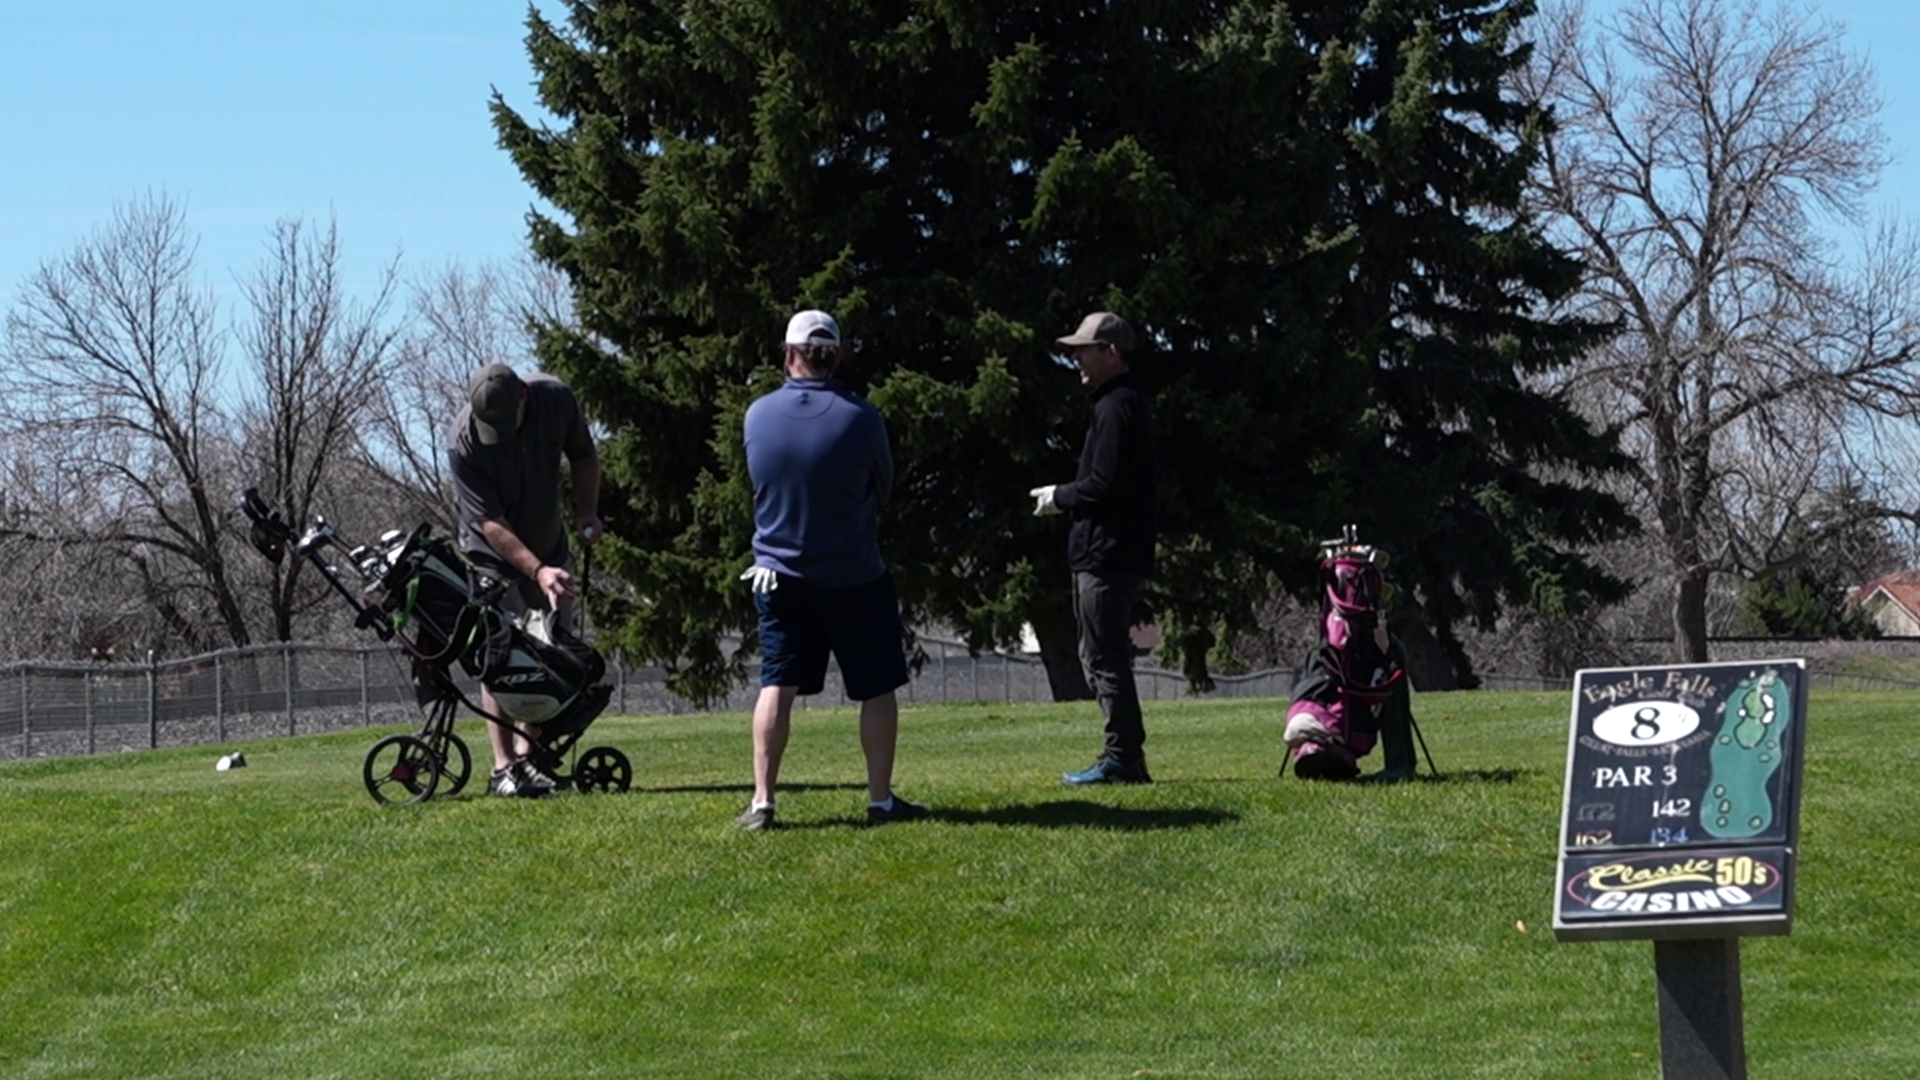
[488, 765, 547, 799]
[512, 758, 573, 795]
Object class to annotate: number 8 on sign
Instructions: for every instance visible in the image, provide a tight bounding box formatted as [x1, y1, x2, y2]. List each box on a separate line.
[1591, 700, 1701, 748]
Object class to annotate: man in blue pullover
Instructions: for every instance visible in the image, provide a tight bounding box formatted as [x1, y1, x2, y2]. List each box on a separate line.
[736, 310, 926, 829]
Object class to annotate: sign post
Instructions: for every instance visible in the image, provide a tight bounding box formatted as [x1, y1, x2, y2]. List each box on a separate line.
[1654, 937, 1745, 1078]
[1553, 660, 1807, 1080]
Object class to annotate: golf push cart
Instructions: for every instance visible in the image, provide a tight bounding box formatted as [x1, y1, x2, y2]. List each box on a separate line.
[239, 488, 630, 805]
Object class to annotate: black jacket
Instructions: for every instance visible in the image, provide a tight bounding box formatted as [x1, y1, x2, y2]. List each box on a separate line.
[1053, 373, 1157, 576]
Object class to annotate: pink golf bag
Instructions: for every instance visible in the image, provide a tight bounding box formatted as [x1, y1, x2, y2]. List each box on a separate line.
[1283, 527, 1420, 780]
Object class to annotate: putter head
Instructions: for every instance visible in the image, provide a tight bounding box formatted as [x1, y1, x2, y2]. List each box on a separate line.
[239, 487, 289, 564]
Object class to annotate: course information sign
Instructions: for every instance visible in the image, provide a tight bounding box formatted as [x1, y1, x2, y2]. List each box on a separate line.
[1553, 660, 1806, 942]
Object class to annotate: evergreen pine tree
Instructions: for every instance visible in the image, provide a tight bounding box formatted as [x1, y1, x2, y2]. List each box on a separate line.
[492, 0, 1631, 700]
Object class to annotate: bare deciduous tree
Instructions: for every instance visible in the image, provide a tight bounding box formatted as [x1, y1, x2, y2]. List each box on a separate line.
[364, 258, 567, 531]
[237, 216, 404, 641]
[1519, 0, 1920, 661]
[0, 200, 545, 658]
[1, 192, 252, 655]
[0, 436, 150, 661]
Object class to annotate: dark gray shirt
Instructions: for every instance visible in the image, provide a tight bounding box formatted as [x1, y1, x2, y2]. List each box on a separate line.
[448, 372, 595, 571]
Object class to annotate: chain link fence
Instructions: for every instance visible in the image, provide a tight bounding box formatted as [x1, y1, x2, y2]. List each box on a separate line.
[12, 634, 1902, 763]
[0, 638, 1295, 762]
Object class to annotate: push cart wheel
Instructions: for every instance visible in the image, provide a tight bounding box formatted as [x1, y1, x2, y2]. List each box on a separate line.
[364, 734, 442, 806]
[433, 732, 473, 796]
[573, 746, 632, 794]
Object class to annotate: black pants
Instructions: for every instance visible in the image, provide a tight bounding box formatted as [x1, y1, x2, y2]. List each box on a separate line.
[1074, 571, 1146, 761]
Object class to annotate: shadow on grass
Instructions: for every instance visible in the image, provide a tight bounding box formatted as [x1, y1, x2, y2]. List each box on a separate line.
[769, 801, 1238, 832]
[637, 781, 866, 795]
[932, 799, 1238, 831]
[1355, 767, 1526, 786]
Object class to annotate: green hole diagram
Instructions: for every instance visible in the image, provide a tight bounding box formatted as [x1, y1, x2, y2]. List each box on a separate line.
[1699, 669, 1792, 839]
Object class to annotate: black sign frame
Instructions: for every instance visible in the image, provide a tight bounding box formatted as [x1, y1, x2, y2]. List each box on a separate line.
[1553, 659, 1806, 942]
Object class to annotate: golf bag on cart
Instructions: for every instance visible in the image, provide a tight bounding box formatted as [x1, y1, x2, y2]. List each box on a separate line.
[240, 488, 629, 805]
[1281, 527, 1433, 781]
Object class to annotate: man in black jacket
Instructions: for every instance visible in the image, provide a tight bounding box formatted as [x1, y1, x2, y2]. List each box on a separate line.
[1030, 312, 1159, 785]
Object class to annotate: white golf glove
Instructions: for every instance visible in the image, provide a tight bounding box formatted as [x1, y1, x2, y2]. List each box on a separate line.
[1029, 485, 1061, 516]
[740, 565, 779, 594]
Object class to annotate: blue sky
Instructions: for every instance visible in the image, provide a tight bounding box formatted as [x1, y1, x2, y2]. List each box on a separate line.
[4, 1, 1920, 304]
[1, 1, 556, 299]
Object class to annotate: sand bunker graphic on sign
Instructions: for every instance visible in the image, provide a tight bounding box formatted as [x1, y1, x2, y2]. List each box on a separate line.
[1700, 669, 1790, 839]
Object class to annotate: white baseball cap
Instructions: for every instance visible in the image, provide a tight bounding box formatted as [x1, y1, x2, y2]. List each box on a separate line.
[784, 310, 841, 347]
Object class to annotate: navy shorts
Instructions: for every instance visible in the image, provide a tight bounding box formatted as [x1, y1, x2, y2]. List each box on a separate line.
[757, 571, 910, 701]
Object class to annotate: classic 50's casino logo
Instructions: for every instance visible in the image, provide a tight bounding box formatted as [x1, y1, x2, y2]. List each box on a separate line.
[1563, 852, 1782, 915]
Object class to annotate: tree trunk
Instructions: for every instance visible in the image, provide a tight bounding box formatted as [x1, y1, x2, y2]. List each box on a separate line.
[1673, 571, 1711, 663]
[1029, 588, 1091, 702]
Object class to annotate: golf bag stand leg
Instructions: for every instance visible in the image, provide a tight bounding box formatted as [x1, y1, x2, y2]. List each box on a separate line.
[1374, 637, 1418, 781]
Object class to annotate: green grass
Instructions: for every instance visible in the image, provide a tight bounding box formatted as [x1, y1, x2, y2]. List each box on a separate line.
[1, 691, 1914, 1079]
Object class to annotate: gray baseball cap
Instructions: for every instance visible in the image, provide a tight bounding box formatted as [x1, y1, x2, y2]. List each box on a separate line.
[468, 363, 526, 445]
[1055, 311, 1135, 352]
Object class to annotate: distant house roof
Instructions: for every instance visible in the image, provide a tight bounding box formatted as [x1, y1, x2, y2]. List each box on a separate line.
[1849, 571, 1920, 635]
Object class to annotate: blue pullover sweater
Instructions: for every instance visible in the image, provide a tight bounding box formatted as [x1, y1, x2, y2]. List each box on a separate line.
[744, 377, 893, 588]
